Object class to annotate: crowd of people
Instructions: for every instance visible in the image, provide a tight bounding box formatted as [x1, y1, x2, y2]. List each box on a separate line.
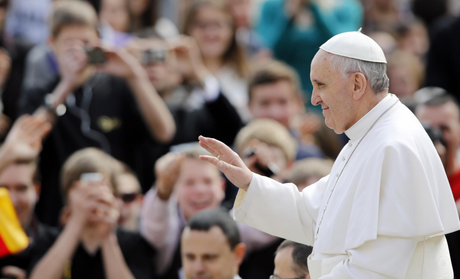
[0, 0, 458, 278]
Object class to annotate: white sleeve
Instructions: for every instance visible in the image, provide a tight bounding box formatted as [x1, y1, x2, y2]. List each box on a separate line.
[140, 189, 181, 275]
[321, 236, 418, 279]
[234, 173, 328, 246]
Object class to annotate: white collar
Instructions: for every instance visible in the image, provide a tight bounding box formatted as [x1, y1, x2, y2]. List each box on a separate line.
[345, 93, 398, 141]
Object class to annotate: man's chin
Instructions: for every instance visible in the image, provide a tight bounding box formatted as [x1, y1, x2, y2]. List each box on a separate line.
[324, 120, 344, 134]
[324, 119, 334, 131]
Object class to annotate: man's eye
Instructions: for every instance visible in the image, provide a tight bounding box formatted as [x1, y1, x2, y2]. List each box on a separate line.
[203, 254, 218, 261]
[17, 186, 28, 192]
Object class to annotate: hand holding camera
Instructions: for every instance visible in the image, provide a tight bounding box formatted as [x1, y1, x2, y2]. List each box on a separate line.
[58, 40, 93, 92]
[68, 175, 119, 239]
[94, 45, 146, 81]
[169, 36, 211, 85]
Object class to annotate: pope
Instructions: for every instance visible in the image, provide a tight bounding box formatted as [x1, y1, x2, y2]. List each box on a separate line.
[199, 30, 460, 279]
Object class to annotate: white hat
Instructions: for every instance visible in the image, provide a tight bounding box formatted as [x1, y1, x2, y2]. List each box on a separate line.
[320, 28, 387, 63]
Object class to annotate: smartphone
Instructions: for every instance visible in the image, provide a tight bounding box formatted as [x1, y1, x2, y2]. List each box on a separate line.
[80, 173, 103, 182]
[85, 47, 106, 65]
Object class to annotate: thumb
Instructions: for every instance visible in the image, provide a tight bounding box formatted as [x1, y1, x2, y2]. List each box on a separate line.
[217, 160, 241, 174]
[217, 160, 252, 190]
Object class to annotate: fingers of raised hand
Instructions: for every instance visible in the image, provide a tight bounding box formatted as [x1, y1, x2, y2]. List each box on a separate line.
[199, 155, 219, 166]
[198, 136, 232, 157]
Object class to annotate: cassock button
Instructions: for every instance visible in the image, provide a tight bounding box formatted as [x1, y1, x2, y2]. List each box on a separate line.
[342, 156, 345, 161]
[336, 173, 339, 177]
[349, 143, 353, 147]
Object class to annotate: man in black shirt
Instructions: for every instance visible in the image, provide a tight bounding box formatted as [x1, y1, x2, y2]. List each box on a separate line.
[129, 36, 243, 190]
[28, 148, 155, 279]
[18, 1, 175, 225]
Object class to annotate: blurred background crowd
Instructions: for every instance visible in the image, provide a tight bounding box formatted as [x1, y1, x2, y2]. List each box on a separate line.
[0, 0, 459, 278]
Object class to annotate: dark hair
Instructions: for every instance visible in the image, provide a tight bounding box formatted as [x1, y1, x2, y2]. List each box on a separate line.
[414, 87, 460, 116]
[248, 60, 302, 101]
[186, 209, 240, 250]
[130, 0, 159, 32]
[275, 240, 312, 276]
[424, 93, 458, 107]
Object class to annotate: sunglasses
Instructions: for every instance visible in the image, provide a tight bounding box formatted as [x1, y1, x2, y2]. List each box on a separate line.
[120, 193, 138, 203]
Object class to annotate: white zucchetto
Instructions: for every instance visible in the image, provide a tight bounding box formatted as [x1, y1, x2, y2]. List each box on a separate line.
[320, 29, 387, 63]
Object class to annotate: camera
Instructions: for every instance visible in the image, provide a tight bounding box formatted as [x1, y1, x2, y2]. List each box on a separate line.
[423, 124, 446, 147]
[85, 47, 106, 65]
[243, 147, 280, 177]
[80, 173, 103, 183]
[141, 48, 167, 65]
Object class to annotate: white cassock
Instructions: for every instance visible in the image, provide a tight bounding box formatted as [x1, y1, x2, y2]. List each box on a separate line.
[234, 94, 460, 279]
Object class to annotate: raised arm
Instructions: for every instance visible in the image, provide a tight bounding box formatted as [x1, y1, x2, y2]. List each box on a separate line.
[96, 46, 175, 143]
[198, 136, 327, 245]
[140, 152, 184, 274]
[0, 115, 51, 172]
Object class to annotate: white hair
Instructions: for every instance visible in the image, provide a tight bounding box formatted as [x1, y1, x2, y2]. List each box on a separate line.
[328, 54, 390, 94]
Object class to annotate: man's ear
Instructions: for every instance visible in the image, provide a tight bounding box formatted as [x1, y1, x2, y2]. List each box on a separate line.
[234, 243, 246, 266]
[220, 176, 226, 191]
[351, 72, 367, 100]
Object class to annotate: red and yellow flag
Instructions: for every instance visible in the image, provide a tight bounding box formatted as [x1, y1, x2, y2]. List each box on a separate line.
[0, 188, 29, 258]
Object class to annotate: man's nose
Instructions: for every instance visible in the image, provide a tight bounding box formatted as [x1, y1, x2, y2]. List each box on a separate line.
[311, 90, 321, 106]
[267, 105, 283, 120]
[192, 259, 206, 272]
[9, 191, 20, 210]
[193, 183, 209, 193]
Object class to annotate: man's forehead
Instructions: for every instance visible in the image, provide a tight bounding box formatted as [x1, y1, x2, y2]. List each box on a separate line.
[0, 164, 35, 183]
[180, 157, 221, 176]
[311, 51, 333, 80]
[182, 226, 230, 250]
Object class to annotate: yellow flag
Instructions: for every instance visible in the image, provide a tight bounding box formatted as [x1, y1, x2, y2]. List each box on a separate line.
[0, 188, 29, 258]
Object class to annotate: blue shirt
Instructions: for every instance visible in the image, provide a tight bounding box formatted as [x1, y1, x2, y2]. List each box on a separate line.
[256, 0, 363, 111]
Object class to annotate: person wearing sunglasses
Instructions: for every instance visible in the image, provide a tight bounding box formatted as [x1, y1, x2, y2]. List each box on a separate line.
[270, 240, 312, 279]
[115, 162, 143, 232]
